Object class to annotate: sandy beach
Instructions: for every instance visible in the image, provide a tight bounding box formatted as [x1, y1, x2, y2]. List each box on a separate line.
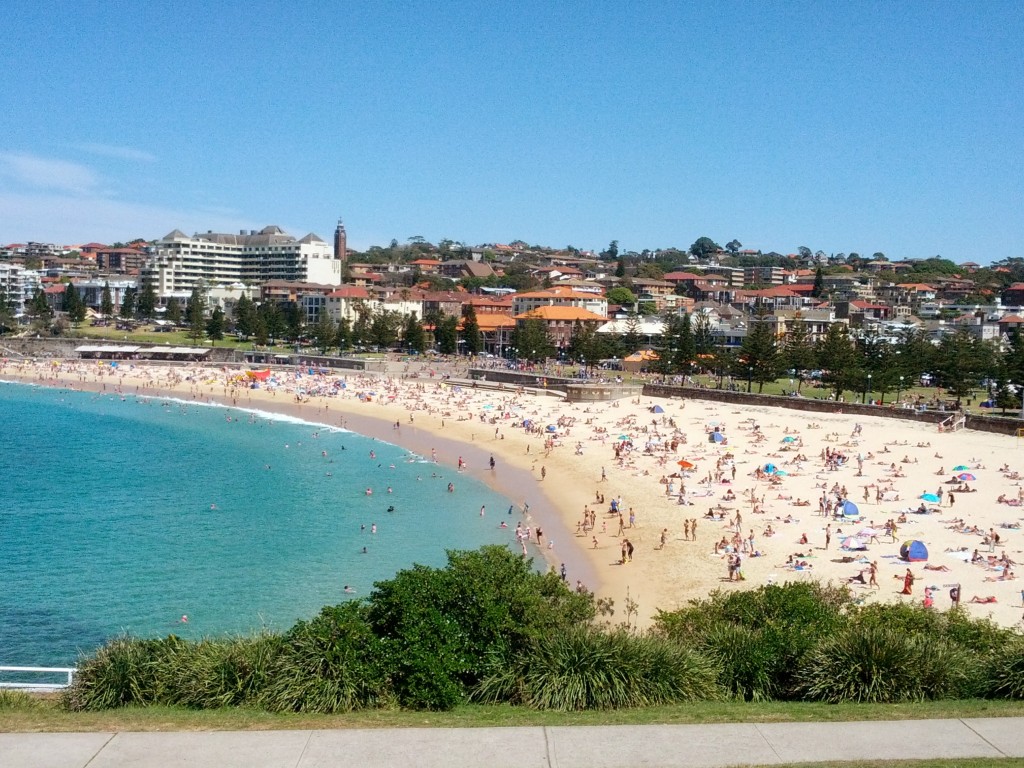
[6, 355, 1024, 630]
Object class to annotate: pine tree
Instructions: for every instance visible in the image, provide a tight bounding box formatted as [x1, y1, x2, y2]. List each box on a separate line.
[205, 306, 225, 343]
[254, 313, 269, 347]
[403, 312, 426, 354]
[511, 318, 553, 362]
[622, 312, 642, 356]
[166, 298, 182, 324]
[311, 310, 336, 354]
[436, 314, 459, 355]
[816, 323, 858, 400]
[738, 302, 779, 392]
[30, 288, 52, 319]
[136, 278, 157, 319]
[119, 287, 136, 319]
[461, 304, 483, 355]
[234, 294, 256, 338]
[335, 317, 352, 353]
[100, 281, 114, 319]
[783, 312, 815, 390]
[185, 287, 205, 342]
[811, 266, 825, 298]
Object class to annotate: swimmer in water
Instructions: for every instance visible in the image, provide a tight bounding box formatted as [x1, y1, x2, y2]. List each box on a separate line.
[365, 488, 373, 495]
[180, 614, 189, 624]
[344, 585, 356, 594]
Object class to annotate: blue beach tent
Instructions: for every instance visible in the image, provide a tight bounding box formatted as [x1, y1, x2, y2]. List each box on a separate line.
[842, 500, 860, 517]
[900, 540, 929, 562]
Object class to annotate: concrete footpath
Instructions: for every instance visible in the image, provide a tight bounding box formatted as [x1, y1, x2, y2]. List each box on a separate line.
[3, 718, 1024, 767]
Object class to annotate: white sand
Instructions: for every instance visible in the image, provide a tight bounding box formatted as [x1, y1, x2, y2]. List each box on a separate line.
[6, 355, 1024, 630]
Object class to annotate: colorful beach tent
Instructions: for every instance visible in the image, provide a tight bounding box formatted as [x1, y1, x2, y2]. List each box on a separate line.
[900, 540, 929, 562]
[650, 405, 665, 414]
[710, 431, 726, 443]
[246, 369, 271, 381]
[842, 500, 860, 517]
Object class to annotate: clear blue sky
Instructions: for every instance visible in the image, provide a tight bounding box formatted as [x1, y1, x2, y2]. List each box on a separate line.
[1, 1, 1021, 261]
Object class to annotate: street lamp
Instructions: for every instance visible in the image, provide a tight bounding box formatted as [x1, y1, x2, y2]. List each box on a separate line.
[897, 375, 904, 405]
[863, 373, 872, 404]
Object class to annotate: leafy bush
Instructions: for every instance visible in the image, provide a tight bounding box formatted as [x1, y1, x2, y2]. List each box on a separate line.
[796, 625, 975, 703]
[655, 582, 850, 699]
[259, 602, 390, 713]
[367, 546, 594, 710]
[473, 628, 720, 710]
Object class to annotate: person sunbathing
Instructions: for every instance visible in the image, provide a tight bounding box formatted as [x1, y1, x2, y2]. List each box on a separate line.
[924, 563, 950, 571]
[969, 595, 998, 603]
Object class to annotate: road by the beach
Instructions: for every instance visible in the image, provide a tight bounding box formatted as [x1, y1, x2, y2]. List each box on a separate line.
[3, 718, 1024, 767]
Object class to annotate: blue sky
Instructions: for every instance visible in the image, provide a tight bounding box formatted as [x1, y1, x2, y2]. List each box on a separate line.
[1, 1, 1021, 261]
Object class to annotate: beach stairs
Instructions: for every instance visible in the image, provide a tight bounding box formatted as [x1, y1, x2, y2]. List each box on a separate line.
[938, 414, 966, 433]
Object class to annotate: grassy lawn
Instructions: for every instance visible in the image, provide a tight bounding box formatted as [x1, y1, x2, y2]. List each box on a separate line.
[2, 694, 1023, 733]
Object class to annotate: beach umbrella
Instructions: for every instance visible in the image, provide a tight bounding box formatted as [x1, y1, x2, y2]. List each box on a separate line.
[677, 460, 695, 469]
[841, 536, 867, 551]
[764, 463, 776, 474]
[957, 473, 976, 481]
[953, 465, 970, 472]
[920, 493, 941, 502]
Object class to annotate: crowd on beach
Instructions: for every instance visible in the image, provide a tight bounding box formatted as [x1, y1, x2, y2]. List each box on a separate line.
[5, 354, 1024, 629]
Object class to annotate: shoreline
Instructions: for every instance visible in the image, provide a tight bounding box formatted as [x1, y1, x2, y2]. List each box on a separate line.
[7, 357, 1024, 630]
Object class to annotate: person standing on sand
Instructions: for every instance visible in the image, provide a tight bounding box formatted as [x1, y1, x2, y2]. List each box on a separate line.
[824, 524, 832, 550]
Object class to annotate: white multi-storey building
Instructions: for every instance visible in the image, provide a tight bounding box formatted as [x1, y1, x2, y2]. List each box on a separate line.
[0, 262, 42, 314]
[146, 226, 343, 297]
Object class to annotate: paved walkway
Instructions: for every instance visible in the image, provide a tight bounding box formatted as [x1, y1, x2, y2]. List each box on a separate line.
[3, 718, 1024, 767]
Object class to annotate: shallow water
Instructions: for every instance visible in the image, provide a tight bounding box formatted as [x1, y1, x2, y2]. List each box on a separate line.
[0, 382, 520, 666]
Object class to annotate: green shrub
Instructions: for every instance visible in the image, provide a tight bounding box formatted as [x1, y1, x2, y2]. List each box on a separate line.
[473, 628, 720, 711]
[154, 634, 282, 709]
[62, 635, 182, 711]
[655, 582, 851, 699]
[985, 639, 1024, 699]
[700, 622, 778, 701]
[367, 546, 594, 710]
[259, 602, 390, 713]
[796, 625, 975, 703]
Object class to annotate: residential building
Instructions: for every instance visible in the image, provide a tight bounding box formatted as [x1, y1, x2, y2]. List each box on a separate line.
[512, 305, 606, 349]
[0, 262, 40, 314]
[95, 247, 147, 274]
[148, 225, 343, 297]
[512, 286, 608, 318]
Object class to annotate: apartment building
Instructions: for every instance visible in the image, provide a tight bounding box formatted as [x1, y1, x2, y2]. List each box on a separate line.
[147, 226, 343, 297]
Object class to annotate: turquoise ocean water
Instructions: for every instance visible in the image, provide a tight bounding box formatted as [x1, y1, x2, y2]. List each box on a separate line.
[0, 381, 519, 667]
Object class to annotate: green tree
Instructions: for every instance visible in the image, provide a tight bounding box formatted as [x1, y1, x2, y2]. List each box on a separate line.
[336, 317, 352, 353]
[461, 304, 483, 356]
[63, 282, 86, 325]
[726, 239, 742, 254]
[606, 286, 637, 307]
[436, 314, 459, 355]
[351, 304, 372, 348]
[369, 309, 401, 349]
[119, 287, 136, 319]
[100, 281, 114, 319]
[603, 240, 619, 260]
[254, 313, 269, 346]
[689, 237, 721, 259]
[567, 323, 607, 372]
[0, 293, 13, 335]
[165, 298, 182, 325]
[693, 311, 715, 360]
[311, 310, 337, 354]
[403, 312, 426, 354]
[936, 328, 984, 405]
[284, 304, 304, 344]
[783, 313, 816, 391]
[136, 278, 157, 319]
[622, 312, 642, 356]
[205, 306, 225, 343]
[815, 323, 858, 400]
[511, 318, 553, 362]
[30, 287, 52, 320]
[185, 286, 205, 342]
[614, 258, 626, 278]
[811, 266, 825, 298]
[737, 303, 779, 392]
[234, 294, 257, 338]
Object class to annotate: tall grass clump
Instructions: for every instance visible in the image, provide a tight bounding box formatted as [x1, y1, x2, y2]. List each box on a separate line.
[0, 690, 42, 710]
[62, 635, 181, 711]
[473, 628, 720, 711]
[655, 582, 850, 700]
[259, 602, 391, 713]
[984, 639, 1024, 699]
[796, 625, 975, 703]
[152, 634, 282, 708]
